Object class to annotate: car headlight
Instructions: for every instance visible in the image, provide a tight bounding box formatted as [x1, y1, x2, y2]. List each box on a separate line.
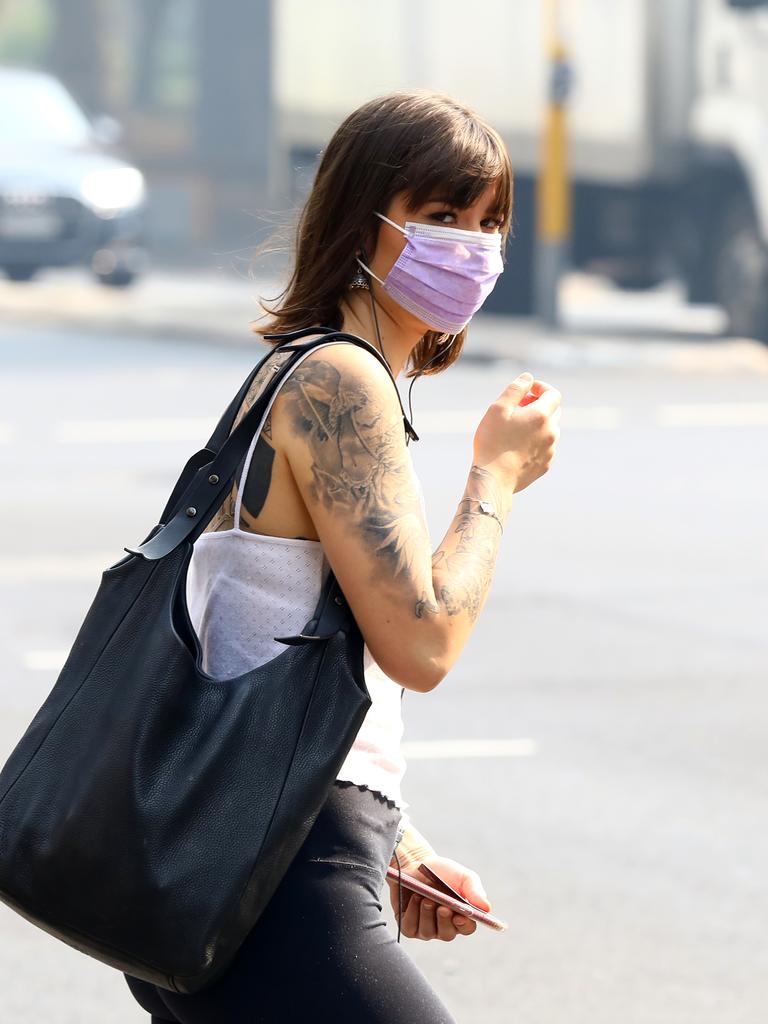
[80, 167, 145, 216]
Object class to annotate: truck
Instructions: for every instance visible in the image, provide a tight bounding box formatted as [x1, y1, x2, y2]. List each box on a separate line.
[273, 0, 768, 343]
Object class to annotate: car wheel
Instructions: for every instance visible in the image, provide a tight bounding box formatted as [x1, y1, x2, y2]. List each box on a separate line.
[94, 268, 139, 288]
[5, 264, 39, 282]
[714, 198, 768, 344]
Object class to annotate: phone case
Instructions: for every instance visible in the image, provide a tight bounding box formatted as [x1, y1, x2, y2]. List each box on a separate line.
[385, 863, 508, 932]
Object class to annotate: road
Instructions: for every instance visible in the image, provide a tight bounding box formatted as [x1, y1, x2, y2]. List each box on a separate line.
[0, 303, 766, 1023]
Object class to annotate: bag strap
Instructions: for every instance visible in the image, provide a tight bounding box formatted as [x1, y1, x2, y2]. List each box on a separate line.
[126, 328, 417, 561]
[154, 342, 283, 527]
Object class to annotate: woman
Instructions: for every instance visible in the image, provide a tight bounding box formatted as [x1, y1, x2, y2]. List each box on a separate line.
[124, 89, 561, 1023]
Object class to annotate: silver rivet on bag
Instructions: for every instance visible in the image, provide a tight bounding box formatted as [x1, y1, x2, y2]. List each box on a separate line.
[208, 474, 219, 484]
[185, 507, 197, 517]
[334, 595, 344, 606]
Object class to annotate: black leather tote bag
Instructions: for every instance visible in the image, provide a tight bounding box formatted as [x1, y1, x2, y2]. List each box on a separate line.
[0, 326, 417, 995]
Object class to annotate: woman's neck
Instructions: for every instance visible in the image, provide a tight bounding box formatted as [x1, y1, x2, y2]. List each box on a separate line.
[339, 290, 424, 378]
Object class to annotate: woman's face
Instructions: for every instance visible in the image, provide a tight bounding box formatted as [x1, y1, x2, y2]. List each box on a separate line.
[364, 181, 504, 334]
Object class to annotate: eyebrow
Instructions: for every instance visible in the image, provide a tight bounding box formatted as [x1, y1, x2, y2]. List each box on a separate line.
[424, 195, 466, 207]
[425, 195, 502, 216]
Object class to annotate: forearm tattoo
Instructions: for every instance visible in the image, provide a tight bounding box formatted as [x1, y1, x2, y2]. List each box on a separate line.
[424, 466, 505, 623]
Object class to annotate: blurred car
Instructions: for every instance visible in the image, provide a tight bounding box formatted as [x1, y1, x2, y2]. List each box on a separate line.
[0, 66, 147, 286]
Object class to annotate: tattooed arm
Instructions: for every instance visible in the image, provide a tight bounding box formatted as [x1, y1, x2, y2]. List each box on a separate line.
[272, 344, 559, 691]
[417, 464, 511, 624]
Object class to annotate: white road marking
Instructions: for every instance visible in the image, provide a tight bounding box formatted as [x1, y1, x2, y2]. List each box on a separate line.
[656, 403, 768, 427]
[413, 408, 620, 433]
[561, 407, 622, 430]
[0, 552, 121, 583]
[7, 403, 766, 446]
[53, 417, 213, 443]
[400, 738, 538, 759]
[22, 650, 68, 671]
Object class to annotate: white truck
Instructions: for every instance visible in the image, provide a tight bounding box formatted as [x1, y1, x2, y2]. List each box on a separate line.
[274, 0, 768, 342]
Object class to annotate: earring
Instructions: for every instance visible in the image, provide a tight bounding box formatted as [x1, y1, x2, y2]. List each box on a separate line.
[350, 254, 370, 290]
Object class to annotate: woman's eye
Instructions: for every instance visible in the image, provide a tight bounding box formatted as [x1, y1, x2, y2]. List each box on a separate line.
[428, 211, 502, 230]
[429, 211, 456, 224]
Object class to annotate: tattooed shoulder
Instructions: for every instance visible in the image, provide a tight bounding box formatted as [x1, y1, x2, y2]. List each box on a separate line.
[276, 353, 426, 581]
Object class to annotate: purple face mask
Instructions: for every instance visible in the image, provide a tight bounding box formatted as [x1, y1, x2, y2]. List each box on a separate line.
[356, 211, 504, 333]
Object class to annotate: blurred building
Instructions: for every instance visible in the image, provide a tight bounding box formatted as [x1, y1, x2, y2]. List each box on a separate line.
[0, 0, 275, 261]
[2, 0, 768, 343]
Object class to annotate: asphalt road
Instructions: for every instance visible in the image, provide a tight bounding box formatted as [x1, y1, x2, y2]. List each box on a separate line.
[0, 311, 766, 1023]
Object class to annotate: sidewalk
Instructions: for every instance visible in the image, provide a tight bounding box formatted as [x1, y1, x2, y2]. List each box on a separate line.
[2, 266, 767, 374]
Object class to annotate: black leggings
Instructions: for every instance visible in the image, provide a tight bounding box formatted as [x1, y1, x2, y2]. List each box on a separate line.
[123, 780, 457, 1023]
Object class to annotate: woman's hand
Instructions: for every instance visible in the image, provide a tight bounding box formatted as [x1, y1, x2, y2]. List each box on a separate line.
[473, 372, 562, 494]
[386, 853, 492, 941]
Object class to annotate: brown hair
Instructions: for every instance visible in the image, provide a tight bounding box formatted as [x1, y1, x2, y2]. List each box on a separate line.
[251, 89, 514, 377]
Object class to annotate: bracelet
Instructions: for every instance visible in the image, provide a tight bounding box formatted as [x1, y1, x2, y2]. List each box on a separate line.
[459, 497, 504, 532]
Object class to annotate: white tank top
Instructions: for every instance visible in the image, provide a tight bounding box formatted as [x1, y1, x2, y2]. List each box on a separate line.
[185, 341, 413, 821]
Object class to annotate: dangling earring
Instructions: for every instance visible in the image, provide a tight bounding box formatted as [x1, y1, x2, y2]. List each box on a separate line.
[350, 254, 370, 290]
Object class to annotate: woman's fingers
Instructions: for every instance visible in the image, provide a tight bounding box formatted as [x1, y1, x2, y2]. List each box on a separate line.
[452, 912, 477, 936]
[418, 899, 438, 939]
[400, 892, 424, 937]
[410, 898, 479, 941]
[400, 895, 441, 940]
[394, 889, 480, 941]
[435, 905, 458, 940]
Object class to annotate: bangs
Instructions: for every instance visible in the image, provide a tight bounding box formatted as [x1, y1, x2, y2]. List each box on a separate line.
[400, 116, 513, 231]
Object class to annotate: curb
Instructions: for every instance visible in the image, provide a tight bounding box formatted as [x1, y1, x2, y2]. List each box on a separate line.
[2, 272, 767, 374]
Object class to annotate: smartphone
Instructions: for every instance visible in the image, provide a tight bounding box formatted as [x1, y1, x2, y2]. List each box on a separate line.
[385, 862, 508, 932]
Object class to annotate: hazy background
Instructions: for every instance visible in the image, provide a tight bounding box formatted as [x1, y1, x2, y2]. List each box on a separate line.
[0, 2, 766, 1022]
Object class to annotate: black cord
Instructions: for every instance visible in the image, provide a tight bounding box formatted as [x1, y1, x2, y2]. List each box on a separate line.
[357, 269, 462, 944]
[392, 846, 404, 943]
[362, 246, 391, 373]
[406, 333, 459, 440]
[359, 271, 461, 944]
[359, 247, 459, 444]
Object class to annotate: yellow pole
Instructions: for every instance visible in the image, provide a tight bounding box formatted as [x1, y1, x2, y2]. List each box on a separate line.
[535, 0, 572, 325]
[538, 39, 571, 243]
